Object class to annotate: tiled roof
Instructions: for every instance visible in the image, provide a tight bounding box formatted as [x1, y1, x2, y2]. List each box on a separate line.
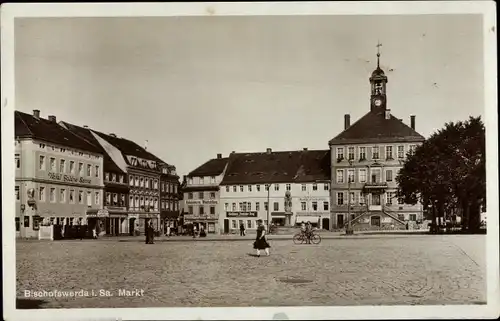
[14, 111, 102, 154]
[329, 110, 425, 145]
[92, 130, 159, 163]
[188, 158, 229, 177]
[60, 121, 126, 174]
[220, 150, 330, 185]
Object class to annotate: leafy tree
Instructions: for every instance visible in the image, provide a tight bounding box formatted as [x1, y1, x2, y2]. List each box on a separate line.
[396, 116, 485, 232]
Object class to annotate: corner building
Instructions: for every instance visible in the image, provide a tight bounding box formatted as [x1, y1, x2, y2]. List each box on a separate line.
[328, 52, 425, 230]
[15, 110, 104, 238]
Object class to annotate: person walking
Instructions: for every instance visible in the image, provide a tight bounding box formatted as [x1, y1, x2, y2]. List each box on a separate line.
[145, 222, 150, 244]
[240, 222, 246, 236]
[253, 219, 270, 257]
[149, 221, 155, 244]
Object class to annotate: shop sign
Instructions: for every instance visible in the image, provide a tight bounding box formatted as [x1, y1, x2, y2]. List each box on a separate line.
[186, 200, 202, 205]
[226, 211, 257, 217]
[299, 197, 328, 201]
[202, 200, 218, 205]
[48, 172, 92, 185]
[295, 212, 330, 216]
[87, 209, 109, 217]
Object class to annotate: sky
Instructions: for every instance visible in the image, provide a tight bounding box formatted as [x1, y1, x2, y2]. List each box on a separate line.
[14, 14, 484, 177]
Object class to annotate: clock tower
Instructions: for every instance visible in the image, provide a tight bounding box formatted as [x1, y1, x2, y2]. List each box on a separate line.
[370, 42, 388, 111]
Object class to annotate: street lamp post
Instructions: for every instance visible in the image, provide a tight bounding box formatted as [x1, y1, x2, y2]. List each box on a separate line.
[346, 159, 354, 235]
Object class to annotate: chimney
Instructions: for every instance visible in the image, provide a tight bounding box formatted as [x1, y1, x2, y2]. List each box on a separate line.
[266, 148, 272, 154]
[303, 148, 308, 151]
[344, 114, 350, 130]
[144, 140, 148, 151]
[33, 109, 40, 119]
[83, 125, 89, 129]
[217, 153, 222, 159]
[48, 115, 56, 122]
[231, 151, 235, 154]
[385, 109, 391, 120]
[109, 133, 117, 137]
[410, 115, 416, 130]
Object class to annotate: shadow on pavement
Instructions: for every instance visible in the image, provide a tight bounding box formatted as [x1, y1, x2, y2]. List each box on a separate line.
[16, 298, 47, 309]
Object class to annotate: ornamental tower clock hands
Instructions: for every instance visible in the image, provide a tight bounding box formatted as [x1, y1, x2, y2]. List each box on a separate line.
[370, 41, 388, 111]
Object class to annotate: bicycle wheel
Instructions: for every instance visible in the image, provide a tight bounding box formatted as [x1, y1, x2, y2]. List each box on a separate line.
[311, 234, 321, 244]
[293, 233, 304, 244]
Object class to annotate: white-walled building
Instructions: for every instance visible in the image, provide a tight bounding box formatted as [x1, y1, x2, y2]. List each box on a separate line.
[219, 148, 331, 233]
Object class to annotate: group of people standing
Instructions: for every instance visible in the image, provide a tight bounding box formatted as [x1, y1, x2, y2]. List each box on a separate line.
[145, 221, 156, 244]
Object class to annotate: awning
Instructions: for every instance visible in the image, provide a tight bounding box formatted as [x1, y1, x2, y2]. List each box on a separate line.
[296, 216, 321, 223]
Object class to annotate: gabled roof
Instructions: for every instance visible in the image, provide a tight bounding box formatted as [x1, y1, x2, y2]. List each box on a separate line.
[60, 121, 125, 174]
[188, 157, 229, 177]
[92, 130, 158, 163]
[220, 149, 330, 185]
[14, 111, 102, 154]
[329, 110, 425, 145]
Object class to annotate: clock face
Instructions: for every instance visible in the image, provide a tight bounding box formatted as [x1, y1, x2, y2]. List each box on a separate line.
[374, 99, 382, 107]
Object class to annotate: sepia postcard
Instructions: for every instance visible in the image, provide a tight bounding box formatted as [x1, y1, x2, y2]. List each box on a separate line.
[1, 2, 498, 321]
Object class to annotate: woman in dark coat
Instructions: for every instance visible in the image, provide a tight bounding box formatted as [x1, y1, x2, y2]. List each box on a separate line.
[253, 219, 271, 257]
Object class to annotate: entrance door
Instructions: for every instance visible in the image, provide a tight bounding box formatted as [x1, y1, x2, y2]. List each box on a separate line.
[129, 218, 135, 235]
[322, 218, 330, 231]
[114, 218, 120, 235]
[371, 216, 381, 227]
[224, 219, 229, 234]
[337, 214, 344, 228]
[372, 194, 381, 205]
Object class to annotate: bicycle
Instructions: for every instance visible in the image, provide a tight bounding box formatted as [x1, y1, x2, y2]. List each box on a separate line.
[293, 231, 321, 244]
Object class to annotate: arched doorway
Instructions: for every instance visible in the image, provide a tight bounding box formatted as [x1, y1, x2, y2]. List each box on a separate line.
[371, 216, 381, 227]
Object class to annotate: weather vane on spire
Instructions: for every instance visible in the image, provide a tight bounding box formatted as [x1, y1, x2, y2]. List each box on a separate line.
[376, 41, 382, 68]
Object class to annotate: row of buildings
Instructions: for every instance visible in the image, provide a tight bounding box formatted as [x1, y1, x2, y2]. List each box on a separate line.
[181, 52, 425, 233]
[15, 111, 180, 238]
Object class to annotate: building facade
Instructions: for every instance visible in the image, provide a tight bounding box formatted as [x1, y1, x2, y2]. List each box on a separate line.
[15, 110, 104, 238]
[182, 154, 228, 234]
[159, 164, 180, 232]
[219, 148, 331, 233]
[328, 52, 425, 231]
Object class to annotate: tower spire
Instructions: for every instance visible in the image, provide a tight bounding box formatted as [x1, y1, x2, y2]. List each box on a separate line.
[376, 41, 382, 68]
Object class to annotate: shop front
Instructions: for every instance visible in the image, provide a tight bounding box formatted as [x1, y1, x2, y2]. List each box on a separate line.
[184, 214, 218, 234]
[270, 212, 293, 227]
[86, 209, 109, 236]
[135, 212, 160, 235]
[161, 210, 180, 235]
[104, 206, 128, 236]
[294, 212, 330, 229]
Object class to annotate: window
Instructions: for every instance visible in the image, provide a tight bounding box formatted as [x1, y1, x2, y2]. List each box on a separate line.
[226, 186, 230, 192]
[337, 147, 344, 160]
[240, 185, 244, 192]
[232, 220, 237, 229]
[95, 192, 100, 205]
[265, 184, 269, 191]
[188, 206, 193, 214]
[15, 154, 20, 168]
[256, 202, 260, 211]
[79, 191, 84, 204]
[210, 192, 216, 199]
[50, 188, 56, 203]
[15, 217, 20, 231]
[199, 207, 205, 215]
[105, 173, 110, 181]
[69, 161, 75, 173]
[337, 192, 344, 205]
[145, 178, 149, 188]
[323, 201, 329, 211]
[398, 214, 405, 221]
[372, 146, 380, 159]
[200, 177, 204, 185]
[112, 173, 117, 182]
[130, 196, 134, 208]
[256, 185, 261, 192]
[232, 203, 236, 211]
[87, 191, 92, 206]
[312, 183, 318, 191]
[286, 184, 291, 191]
[371, 169, 381, 183]
[324, 183, 329, 191]
[301, 202, 306, 211]
[119, 175, 124, 183]
[210, 206, 215, 215]
[264, 202, 269, 211]
[210, 176, 216, 184]
[336, 169, 344, 183]
[79, 162, 84, 175]
[349, 192, 355, 204]
[140, 177, 144, 187]
[154, 180, 158, 189]
[248, 185, 252, 192]
[409, 145, 417, 154]
[274, 184, 279, 191]
[386, 192, 395, 205]
[359, 169, 367, 183]
[398, 146, 405, 159]
[240, 202, 246, 211]
[248, 202, 252, 211]
[50, 157, 56, 171]
[398, 197, 404, 205]
[69, 190, 75, 203]
[301, 184, 306, 191]
[224, 203, 229, 211]
[233, 186, 237, 192]
[15, 186, 20, 200]
[386, 146, 393, 160]
[347, 169, 355, 183]
[86, 164, 92, 176]
[188, 178, 193, 185]
[129, 176, 134, 186]
[359, 147, 366, 160]
[95, 165, 100, 177]
[247, 220, 252, 229]
[39, 155, 46, 170]
[348, 147, 355, 160]
[312, 201, 318, 211]
[386, 170, 393, 182]
[198, 192, 204, 199]
[409, 214, 417, 221]
[60, 189, 66, 203]
[273, 202, 279, 211]
[359, 193, 366, 205]
[188, 193, 193, 199]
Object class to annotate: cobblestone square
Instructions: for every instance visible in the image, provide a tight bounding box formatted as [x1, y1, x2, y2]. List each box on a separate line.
[16, 235, 486, 308]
